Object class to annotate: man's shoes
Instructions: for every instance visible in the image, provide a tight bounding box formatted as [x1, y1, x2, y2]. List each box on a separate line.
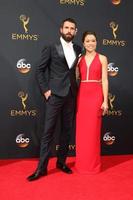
[56, 162, 73, 174]
[27, 169, 47, 181]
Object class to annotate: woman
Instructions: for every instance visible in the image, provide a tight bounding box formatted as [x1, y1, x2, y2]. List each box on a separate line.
[75, 31, 108, 174]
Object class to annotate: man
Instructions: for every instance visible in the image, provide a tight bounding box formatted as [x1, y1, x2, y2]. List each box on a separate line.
[27, 18, 81, 181]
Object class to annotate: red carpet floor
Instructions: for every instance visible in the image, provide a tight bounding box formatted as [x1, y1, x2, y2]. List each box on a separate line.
[0, 155, 133, 200]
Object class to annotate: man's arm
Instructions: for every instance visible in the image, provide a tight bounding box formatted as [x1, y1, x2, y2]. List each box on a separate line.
[36, 46, 51, 95]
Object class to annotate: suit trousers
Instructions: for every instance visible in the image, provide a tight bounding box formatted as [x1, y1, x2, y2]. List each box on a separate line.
[37, 89, 75, 171]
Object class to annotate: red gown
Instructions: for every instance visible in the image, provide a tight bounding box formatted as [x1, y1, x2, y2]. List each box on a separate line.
[75, 53, 103, 174]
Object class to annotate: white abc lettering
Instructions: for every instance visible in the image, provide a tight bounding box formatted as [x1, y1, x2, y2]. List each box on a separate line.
[17, 59, 31, 69]
[103, 135, 115, 141]
[16, 138, 21, 143]
[108, 63, 119, 72]
[16, 134, 30, 144]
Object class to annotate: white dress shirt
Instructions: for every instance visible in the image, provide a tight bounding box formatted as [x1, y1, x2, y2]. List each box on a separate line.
[60, 37, 76, 69]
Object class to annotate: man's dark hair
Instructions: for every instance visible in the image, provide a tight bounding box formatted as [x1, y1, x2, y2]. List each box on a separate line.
[60, 18, 77, 28]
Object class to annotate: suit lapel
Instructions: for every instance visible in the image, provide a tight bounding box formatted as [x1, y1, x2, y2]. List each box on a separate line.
[55, 42, 68, 66]
[55, 42, 81, 69]
[72, 44, 81, 68]
[73, 44, 78, 57]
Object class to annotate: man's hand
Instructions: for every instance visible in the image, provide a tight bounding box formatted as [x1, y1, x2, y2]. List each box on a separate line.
[44, 90, 52, 100]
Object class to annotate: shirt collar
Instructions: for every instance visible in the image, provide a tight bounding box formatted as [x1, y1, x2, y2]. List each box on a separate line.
[60, 37, 73, 47]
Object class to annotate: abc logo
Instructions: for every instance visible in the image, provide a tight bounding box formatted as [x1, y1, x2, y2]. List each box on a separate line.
[111, 0, 121, 5]
[103, 132, 116, 145]
[16, 134, 30, 148]
[108, 63, 119, 76]
[17, 59, 31, 73]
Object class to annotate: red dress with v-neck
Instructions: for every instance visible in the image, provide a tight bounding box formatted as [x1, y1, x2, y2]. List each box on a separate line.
[75, 53, 103, 174]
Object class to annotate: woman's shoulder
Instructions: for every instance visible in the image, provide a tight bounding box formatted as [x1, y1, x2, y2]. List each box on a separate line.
[77, 54, 84, 64]
[98, 53, 108, 63]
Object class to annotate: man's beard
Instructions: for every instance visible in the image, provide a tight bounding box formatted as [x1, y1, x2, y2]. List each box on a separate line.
[61, 33, 74, 42]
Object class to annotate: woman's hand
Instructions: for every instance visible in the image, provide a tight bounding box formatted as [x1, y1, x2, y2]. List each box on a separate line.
[101, 101, 108, 116]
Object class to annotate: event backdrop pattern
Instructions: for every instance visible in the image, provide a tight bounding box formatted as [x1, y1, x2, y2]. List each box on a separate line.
[0, 0, 133, 158]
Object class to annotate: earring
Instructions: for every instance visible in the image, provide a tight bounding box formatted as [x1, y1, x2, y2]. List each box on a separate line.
[82, 46, 86, 55]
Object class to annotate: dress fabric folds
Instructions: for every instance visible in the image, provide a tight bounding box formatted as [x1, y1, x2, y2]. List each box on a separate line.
[76, 53, 103, 174]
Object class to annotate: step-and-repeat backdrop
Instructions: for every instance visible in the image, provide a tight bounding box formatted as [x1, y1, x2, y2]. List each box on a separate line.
[0, 0, 133, 158]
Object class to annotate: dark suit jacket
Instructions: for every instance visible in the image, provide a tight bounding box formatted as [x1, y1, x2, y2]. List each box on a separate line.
[36, 41, 81, 97]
